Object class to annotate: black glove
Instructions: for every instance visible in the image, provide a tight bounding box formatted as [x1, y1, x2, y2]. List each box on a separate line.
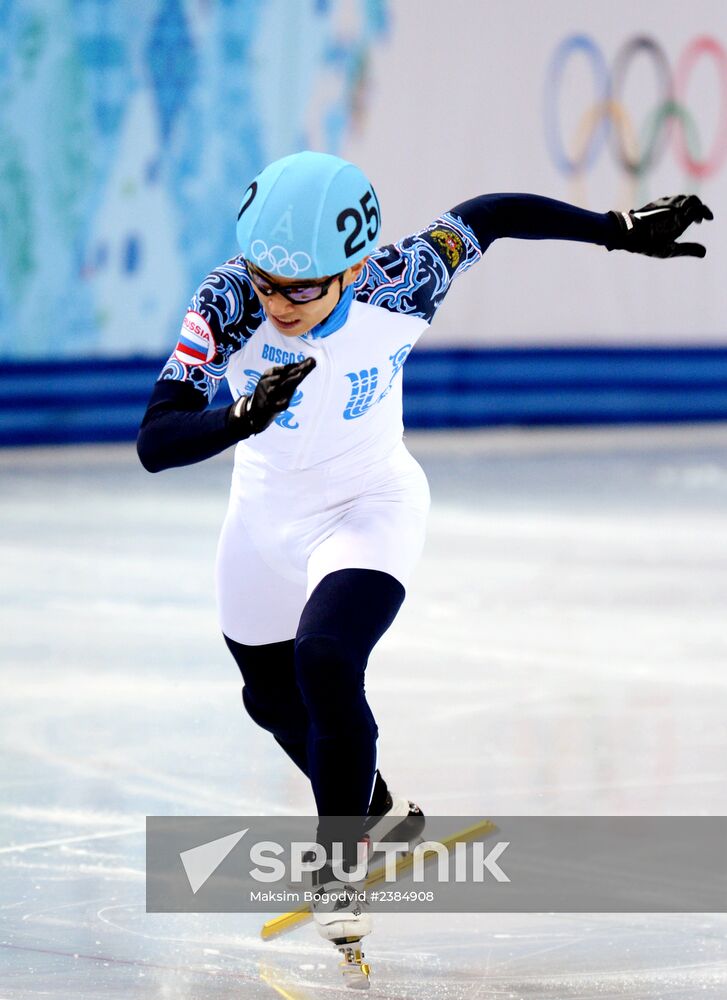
[228, 357, 316, 437]
[608, 194, 713, 258]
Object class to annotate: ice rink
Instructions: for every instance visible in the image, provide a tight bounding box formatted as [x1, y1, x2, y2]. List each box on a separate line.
[2, 424, 727, 998]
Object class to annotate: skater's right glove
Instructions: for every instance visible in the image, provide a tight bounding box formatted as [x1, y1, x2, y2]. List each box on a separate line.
[227, 357, 316, 437]
[607, 194, 713, 258]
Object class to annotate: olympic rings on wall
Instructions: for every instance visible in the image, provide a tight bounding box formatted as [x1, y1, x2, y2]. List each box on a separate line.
[544, 34, 727, 179]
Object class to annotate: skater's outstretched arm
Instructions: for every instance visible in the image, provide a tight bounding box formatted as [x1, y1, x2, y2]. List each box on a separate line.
[451, 192, 713, 257]
[355, 193, 713, 330]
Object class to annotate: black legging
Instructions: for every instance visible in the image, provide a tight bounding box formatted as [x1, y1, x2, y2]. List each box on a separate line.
[224, 568, 404, 817]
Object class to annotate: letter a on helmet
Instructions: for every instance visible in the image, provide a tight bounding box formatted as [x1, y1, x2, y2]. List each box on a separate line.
[236, 151, 381, 280]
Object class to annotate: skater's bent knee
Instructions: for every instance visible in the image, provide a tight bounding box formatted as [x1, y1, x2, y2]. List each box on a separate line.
[241, 685, 304, 742]
[294, 633, 362, 692]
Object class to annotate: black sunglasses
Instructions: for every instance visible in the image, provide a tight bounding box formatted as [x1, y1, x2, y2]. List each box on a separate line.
[246, 262, 342, 304]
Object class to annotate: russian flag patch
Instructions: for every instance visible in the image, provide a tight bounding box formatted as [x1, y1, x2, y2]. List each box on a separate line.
[174, 311, 217, 365]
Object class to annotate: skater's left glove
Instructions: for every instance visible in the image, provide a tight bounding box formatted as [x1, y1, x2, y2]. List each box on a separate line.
[607, 194, 713, 258]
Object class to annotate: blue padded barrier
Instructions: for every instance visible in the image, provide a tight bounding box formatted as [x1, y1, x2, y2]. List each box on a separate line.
[2, 347, 727, 446]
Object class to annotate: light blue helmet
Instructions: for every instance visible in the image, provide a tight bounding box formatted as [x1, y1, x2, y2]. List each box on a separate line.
[236, 151, 381, 279]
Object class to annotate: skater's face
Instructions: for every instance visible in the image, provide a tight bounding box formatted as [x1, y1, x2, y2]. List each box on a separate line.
[247, 258, 368, 337]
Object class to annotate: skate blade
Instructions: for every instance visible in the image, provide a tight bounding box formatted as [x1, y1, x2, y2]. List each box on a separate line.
[261, 818, 498, 940]
[338, 943, 371, 990]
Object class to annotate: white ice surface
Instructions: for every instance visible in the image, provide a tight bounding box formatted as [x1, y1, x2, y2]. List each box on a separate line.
[1, 425, 727, 997]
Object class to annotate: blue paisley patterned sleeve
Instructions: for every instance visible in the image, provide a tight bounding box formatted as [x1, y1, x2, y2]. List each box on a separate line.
[354, 212, 483, 323]
[137, 258, 265, 472]
[159, 257, 265, 403]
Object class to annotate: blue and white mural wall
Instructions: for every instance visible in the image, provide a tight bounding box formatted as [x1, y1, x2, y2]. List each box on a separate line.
[3, 0, 725, 362]
[0, 0, 387, 360]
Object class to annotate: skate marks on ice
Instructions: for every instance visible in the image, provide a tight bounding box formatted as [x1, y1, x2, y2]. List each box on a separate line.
[3, 888, 727, 999]
[257, 912, 727, 999]
[2, 430, 727, 995]
[3, 800, 725, 995]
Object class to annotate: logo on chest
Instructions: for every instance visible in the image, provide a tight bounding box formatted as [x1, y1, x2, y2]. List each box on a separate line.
[343, 344, 412, 420]
[244, 343, 413, 430]
[261, 343, 307, 366]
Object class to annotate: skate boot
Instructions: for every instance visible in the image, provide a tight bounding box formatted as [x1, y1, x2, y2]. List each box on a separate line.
[364, 772, 426, 847]
[312, 860, 372, 990]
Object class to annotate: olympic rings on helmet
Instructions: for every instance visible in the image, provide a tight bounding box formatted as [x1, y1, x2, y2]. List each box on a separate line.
[544, 33, 727, 179]
[249, 240, 313, 278]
